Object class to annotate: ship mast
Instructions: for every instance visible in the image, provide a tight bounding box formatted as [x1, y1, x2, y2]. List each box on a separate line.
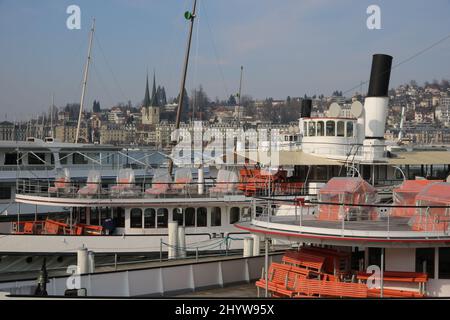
[168, 0, 198, 175]
[237, 65, 243, 123]
[75, 18, 95, 144]
[50, 93, 54, 138]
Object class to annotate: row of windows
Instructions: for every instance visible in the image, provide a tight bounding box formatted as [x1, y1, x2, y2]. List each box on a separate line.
[303, 120, 354, 138]
[73, 206, 242, 229]
[2, 152, 94, 165]
[131, 208, 168, 228]
[60, 153, 89, 165]
[0, 186, 11, 200]
[130, 207, 241, 229]
[75, 207, 126, 228]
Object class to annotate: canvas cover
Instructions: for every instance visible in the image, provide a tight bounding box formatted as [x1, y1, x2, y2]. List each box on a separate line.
[318, 177, 378, 221]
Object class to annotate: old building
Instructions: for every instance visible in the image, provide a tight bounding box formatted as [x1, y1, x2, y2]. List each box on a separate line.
[0, 121, 15, 140]
[55, 123, 89, 143]
[99, 123, 133, 145]
[141, 72, 160, 125]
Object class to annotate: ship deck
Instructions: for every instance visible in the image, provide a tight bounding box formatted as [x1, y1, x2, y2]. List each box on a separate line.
[15, 193, 251, 207]
[236, 215, 450, 248]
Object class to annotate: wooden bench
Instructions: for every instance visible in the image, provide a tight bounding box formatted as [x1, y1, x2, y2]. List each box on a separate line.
[273, 262, 313, 277]
[256, 263, 310, 297]
[357, 271, 428, 283]
[368, 288, 425, 298]
[282, 251, 325, 273]
[293, 278, 367, 298]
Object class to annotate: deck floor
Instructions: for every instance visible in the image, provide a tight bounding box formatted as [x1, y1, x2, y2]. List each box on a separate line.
[175, 282, 258, 298]
[273, 216, 412, 232]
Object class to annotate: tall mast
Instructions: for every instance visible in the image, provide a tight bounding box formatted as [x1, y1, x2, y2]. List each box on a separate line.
[168, 0, 198, 175]
[50, 93, 54, 138]
[237, 65, 243, 122]
[75, 18, 95, 144]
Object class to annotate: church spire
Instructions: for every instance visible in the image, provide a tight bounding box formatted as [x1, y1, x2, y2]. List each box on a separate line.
[143, 71, 151, 108]
[151, 70, 159, 107]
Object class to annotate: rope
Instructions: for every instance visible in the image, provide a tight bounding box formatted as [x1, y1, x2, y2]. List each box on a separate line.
[342, 31, 450, 96]
[191, 0, 201, 121]
[161, 237, 225, 250]
[201, 0, 230, 98]
[94, 34, 128, 103]
[91, 61, 115, 107]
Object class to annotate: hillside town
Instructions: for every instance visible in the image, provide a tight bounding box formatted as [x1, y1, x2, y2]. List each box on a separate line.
[1, 77, 450, 147]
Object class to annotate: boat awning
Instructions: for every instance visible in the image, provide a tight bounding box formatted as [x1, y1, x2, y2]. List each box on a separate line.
[387, 151, 450, 165]
[237, 150, 342, 166]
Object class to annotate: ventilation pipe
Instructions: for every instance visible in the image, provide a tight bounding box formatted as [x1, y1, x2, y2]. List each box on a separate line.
[77, 247, 89, 274]
[88, 250, 95, 273]
[243, 237, 254, 257]
[300, 99, 312, 118]
[177, 226, 186, 258]
[364, 54, 393, 139]
[168, 221, 179, 259]
[299, 98, 312, 136]
[362, 54, 393, 161]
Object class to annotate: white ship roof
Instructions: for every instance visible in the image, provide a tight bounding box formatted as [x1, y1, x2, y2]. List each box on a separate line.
[241, 149, 450, 166]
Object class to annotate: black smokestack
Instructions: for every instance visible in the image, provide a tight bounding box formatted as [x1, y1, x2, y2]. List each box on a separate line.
[367, 54, 393, 97]
[301, 99, 312, 118]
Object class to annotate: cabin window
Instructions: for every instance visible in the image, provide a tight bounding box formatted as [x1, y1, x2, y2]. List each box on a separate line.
[130, 208, 143, 228]
[416, 248, 435, 278]
[28, 153, 46, 165]
[196, 207, 207, 227]
[211, 207, 221, 227]
[172, 208, 183, 226]
[90, 208, 99, 226]
[100, 207, 110, 224]
[346, 121, 354, 137]
[60, 153, 69, 165]
[230, 207, 240, 224]
[255, 206, 264, 217]
[0, 186, 11, 200]
[4, 152, 21, 165]
[78, 208, 87, 224]
[317, 121, 324, 136]
[185, 207, 195, 227]
[113, 207, 125, 228]
[367, 248, 385, 268]
[157, 208, 168, 228]
[303, 122, 308, 136]
[241, 207, 251, 220]
[337, 121, 345, 137]
[326, 121, 335, 136]
[73, 153, 88, 165]
[144, 208, 156, 228]
[308, 122, 316, 137]
[439, 248, 450, 279]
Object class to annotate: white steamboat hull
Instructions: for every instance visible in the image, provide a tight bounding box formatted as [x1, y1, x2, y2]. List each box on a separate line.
[0, 232, 248, 254]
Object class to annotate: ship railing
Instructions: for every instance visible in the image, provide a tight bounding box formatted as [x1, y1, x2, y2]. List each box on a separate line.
[252, 197, 450, 238]
[15, 177, 310, 200]
[0, 165, 55, 171]
[0, 244, 286, 278]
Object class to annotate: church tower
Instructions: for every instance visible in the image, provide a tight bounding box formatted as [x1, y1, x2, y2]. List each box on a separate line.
[141, 71, 160, 125]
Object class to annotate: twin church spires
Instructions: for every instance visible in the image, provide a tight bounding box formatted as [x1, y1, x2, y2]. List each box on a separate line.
[143, 70, 166, 108]
[141, 70, 165, 125]
[143, 71, 157, 108]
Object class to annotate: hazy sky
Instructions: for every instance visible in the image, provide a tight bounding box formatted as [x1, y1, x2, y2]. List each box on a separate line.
[1, 0, 449, 120]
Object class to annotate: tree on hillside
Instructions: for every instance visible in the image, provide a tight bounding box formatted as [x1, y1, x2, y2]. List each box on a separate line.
[190, 85, 209, 120]
[64, 103, 80, 120]
[227, 94, 237, 106]
[92, 100, 101, 113]
[174, 87, 190, 122]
